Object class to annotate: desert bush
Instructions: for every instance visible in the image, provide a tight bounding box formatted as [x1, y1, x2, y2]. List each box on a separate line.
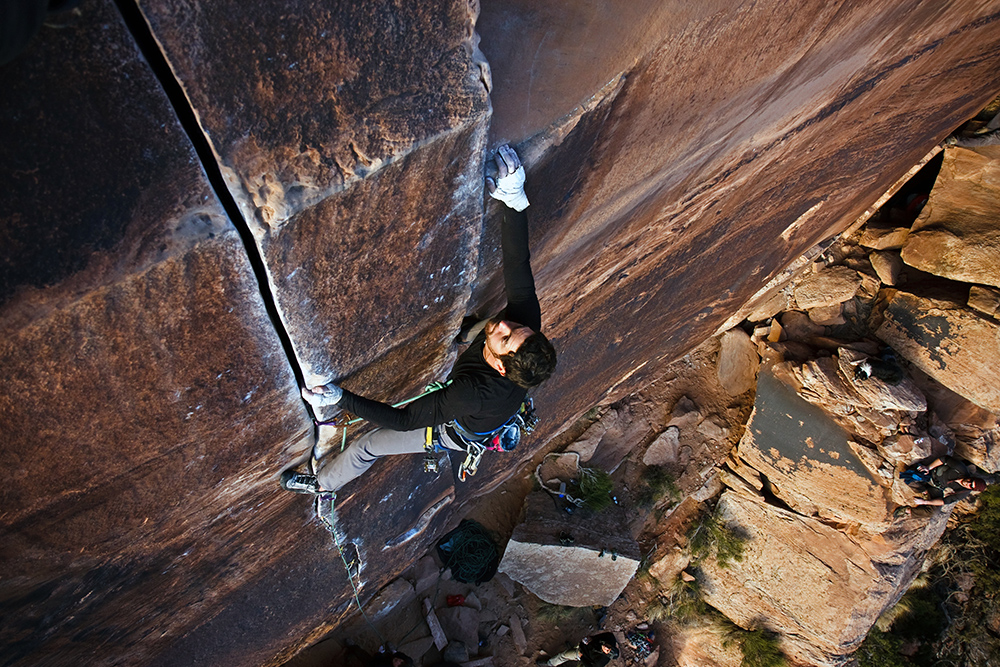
[660, 576, 707, 624]
[689, 509, 747, 568]
[724, 627, 787, 667]
[855, 629, 907, 667]
[573, 466, 615, 512]
[635, 465, 680, 509]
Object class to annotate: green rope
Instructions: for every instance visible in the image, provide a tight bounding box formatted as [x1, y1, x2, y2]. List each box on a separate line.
[438, 521, 499, 584]
[316, 493, 386, 644]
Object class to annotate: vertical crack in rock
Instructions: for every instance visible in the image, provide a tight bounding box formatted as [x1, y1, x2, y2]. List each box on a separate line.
[111, 0, 311, 409]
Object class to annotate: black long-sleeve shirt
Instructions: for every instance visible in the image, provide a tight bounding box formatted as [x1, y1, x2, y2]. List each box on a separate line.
[337, 208, 540, 434]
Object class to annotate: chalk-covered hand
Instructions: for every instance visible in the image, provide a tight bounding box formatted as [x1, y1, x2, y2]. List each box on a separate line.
[487, 144, 529, 211]
[301, 383, 343, 407]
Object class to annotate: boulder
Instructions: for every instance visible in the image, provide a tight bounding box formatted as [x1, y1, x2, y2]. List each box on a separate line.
[793, 266, 864, 309]
[699, 491, 949, 666]
[836, 348, 927, 413]
[697, 417, 730, 443]
[870, 250, 904, 286]
[716, 328, 760, 396]
[648, 547, 691, 584]
[874, 289, 1000, 412]
[968, 285, 1000, 319]
[901, 147, 1000, 287]
[437, 606, 480, 656]
[498, 491, 639, 607]
[780, 310, 827, 340]
[808, 303, 847, 326]
[859, 225, 911, 250]
[736, 365, 893, 530]
[642, 426, 681, 466]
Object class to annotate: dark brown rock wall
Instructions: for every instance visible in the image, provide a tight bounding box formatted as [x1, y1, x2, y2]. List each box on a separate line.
[0, 3, 312, 666]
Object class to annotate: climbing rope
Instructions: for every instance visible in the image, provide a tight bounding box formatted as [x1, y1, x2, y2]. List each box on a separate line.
[436, 520, 500, 584]
[315, 492, 386, 644]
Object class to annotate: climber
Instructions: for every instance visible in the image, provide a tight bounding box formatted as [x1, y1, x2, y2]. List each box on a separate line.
[280, 144, 556, 496]
[537, 632, 620, 667]
[902, 456, 988, 507]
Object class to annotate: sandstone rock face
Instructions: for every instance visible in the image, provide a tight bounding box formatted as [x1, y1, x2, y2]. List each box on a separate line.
[901, 147, 1000, 287]
[5, 0, 1000, 665]
[498, 491, 639, 607]
[0, 5, 312, 667]
[874, 289, 1000, 412]
[699, 491, 948, 666]
[138, 0, 492, 391]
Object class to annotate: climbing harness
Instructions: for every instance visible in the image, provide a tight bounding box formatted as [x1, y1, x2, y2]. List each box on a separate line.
[309, 380, 539, 482]
[314, 492, 386, 644]
[446, 397, 538, 482]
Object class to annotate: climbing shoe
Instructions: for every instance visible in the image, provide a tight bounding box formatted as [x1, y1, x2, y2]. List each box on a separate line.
[280, 469, 321, 494]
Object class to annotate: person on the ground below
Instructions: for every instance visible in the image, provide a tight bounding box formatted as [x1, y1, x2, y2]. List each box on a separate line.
[539, 632, 619, 667]
[281, 144, 556, 496]
[903, 455, 987, 507]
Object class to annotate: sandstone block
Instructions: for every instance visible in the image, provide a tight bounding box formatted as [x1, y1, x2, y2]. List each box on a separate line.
[736, 365, 893, 529]
[859, 225, 910, 250]
[837, 348, 927, 412]
[498, 491, 639, 607]
[874, 289, 1000, 412]
[438, 606, 480, 656]
[808, 303, 846, 326]
[781, 310, 827, 340]
[901, 147, 1000, 287]
[648, 547, 691, 584]
[794, 266, 864, 309]
[698, 417, 729, 442]
[716, 328, 760, 396]
[968, 285, 1000, 319]
[700, 491, 948, 666]
[643, 426, 681, 466]
[870, 250, 904, 286]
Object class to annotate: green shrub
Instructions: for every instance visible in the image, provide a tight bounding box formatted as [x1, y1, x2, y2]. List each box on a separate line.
[662, 576, 707, 623]
[574, 466, 614, 512]
[724, 627, 786, 667]
[855, 629, 907, 667]
[689, 510, 747, 568]
[635, 465, 680, 509]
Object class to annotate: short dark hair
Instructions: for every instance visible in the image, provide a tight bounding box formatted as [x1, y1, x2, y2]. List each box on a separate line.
[503, 332, 557, 388]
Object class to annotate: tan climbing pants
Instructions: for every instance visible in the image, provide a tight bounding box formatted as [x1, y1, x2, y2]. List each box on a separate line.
[315, 426, 466, 493]
[544, 648, 583, 665]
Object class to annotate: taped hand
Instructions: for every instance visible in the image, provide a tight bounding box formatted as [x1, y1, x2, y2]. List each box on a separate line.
[301, 383, 343, 407]
[487, 144, 529, 211]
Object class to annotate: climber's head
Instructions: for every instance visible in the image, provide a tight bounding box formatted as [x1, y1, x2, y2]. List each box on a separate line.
[483, 318, 557, 388]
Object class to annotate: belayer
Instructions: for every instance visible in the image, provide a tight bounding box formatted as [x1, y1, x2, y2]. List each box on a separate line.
[281, 144, 557, 497]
